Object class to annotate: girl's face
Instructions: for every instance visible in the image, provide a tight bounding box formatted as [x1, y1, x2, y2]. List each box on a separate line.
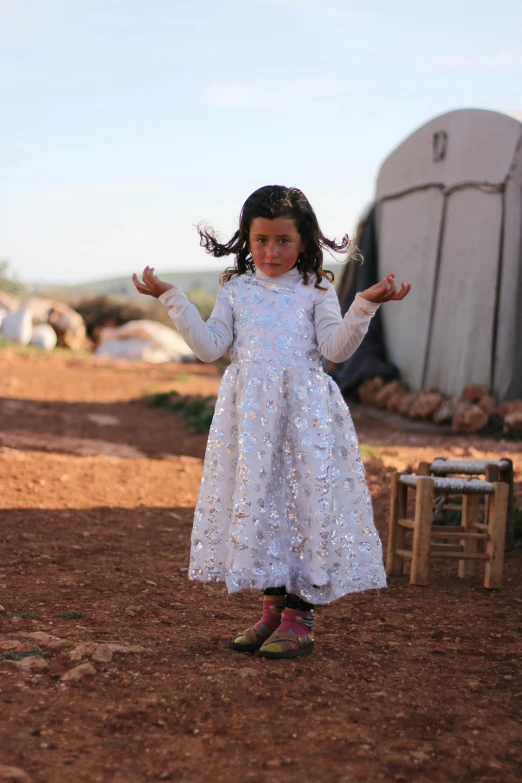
[248, 216, 304, 278]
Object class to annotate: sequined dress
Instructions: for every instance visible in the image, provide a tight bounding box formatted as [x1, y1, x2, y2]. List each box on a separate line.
[161, 271, 387, 604]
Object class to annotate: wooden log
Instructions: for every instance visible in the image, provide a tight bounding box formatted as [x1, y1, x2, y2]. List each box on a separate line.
[410, 477, 434, 586]
[459, 494, 481, 578]
[484, 482, 508, 589]
[398, 518, 415, 529]
[396, 548, 413, 560]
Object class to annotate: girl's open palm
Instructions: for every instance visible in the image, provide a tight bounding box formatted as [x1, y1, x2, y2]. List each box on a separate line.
[360, 274, 411, 304]
[132, 266, 174, 298]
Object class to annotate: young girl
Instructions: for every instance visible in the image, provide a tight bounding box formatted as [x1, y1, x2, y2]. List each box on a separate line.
[133, 185, 410, 660]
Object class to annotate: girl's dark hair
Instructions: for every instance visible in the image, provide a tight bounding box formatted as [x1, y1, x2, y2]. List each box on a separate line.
[197, 185, 359, 289]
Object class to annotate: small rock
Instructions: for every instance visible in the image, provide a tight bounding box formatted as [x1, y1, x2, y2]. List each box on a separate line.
[70, 642, 112, 663]
[467, 680, 481, 691]
[357, 376, 384, 406]
[0, 640, 22, 651]
[18, 656, 48, 672]
[452, 402, 489, 434]
[386, 389, 410, 412]
[460, 384, 489, 404]
[408, 390, 444, 420]
[0, 765, 31, 781]
[61, 662, 96, 682]
[238, 667, 259, 678]
[106, 643, 148, 655]
[0, 605, 5, 613]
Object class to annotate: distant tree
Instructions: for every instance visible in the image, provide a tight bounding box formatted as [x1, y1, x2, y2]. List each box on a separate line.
[0, 260, 26, 295]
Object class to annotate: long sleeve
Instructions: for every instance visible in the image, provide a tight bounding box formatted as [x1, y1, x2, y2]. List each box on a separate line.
[314, 282, 379, 363]
[159, 286, 233, 362]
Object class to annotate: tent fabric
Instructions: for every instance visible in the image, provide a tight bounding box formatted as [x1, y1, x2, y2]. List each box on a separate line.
[334, 109, 522, 404]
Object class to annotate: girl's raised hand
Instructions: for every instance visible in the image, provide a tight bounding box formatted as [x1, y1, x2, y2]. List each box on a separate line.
[360, 274, 411, 304]
[132, 266, 174, 298]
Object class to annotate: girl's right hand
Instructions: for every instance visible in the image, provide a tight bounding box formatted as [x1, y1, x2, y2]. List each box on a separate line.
[132, 266, 174, 298]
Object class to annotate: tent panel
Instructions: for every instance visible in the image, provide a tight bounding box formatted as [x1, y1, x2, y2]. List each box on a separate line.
[377, 189, 443, 390]
[424, 189, 502, 395]
[377, 110, 522, 200]
[494, 143, 522, 401]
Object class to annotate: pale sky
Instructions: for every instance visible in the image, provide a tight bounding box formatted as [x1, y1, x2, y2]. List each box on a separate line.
[1, 0, 521, 284]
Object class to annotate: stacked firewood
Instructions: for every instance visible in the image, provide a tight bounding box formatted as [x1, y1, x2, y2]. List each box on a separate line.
[356, 378, 522, 435]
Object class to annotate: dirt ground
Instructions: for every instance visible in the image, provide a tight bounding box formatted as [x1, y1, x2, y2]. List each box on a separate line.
[0, 348, 521, 783]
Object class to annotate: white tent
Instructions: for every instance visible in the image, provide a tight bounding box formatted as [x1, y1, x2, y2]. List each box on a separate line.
[375, 109, 522, 403]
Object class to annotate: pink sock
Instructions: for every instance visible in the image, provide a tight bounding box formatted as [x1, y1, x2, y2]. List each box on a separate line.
[253, 595, 286, 637]
[276, 607, 314, 639]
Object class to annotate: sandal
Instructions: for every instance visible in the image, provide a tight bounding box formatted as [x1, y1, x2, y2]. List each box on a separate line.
[255, 630, 315, 659]
[229, 626, 267, 653]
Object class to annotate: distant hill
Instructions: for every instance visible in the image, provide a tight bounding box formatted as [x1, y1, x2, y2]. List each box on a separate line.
[60, 269, 222, 299]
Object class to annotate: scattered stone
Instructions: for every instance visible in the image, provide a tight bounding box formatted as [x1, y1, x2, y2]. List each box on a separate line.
[357, 376, 384, 406]
[0, 605, 5, 613]
[61, 663, 96, 682]
[408, 390, 444, 420]
[238, 667, 260, 679]
[460, 384, 489, 404]
[477, 394, 497, 416]
[0, 765, 31, 781]
[70, 642, 113, 663]
[0, 640, 22, 651]
[374, 380, 406, 409]
[433, 397, 456, 424]
[17, 656, 48, 673]
[452, 402, 489, 434]
[107, 643, 148, 655]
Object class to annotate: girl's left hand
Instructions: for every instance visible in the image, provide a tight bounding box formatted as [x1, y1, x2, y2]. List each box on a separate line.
[360, 274, 411, 303]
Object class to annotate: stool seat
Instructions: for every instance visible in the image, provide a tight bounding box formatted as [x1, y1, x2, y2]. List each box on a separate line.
[429, 458, 511, 476]
[399, 474, 494, 494]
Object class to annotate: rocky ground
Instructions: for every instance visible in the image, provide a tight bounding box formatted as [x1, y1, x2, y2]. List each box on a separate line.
[0, 348, 521, 783]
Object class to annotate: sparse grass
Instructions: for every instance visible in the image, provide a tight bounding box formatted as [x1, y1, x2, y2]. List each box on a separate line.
[103, 739, 127, 747]
[0, 338, 70, 355]
[146, 390, 216, 434]
[55, 610, 84, 620]
[360, 444, 379, 461]
[8, 610, 40, 619]
[0, 646, 49, 662]
[172, 371, 192, 383]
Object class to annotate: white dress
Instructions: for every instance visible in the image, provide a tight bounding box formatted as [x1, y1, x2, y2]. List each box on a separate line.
[160, 268, 387, 604]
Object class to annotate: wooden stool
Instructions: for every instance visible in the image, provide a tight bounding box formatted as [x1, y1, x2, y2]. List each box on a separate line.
[386, 474, 509, 589]
[417, 458, 515, 549]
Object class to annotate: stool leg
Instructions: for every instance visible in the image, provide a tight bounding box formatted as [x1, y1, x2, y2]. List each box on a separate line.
[410, 477, 434, 586]
[484, 483, 508, 589]
[417, 461, 431, 476]
[386, 473, 407, 576]
[459, 494, 480, 578]
[484, 464, 500, 532]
